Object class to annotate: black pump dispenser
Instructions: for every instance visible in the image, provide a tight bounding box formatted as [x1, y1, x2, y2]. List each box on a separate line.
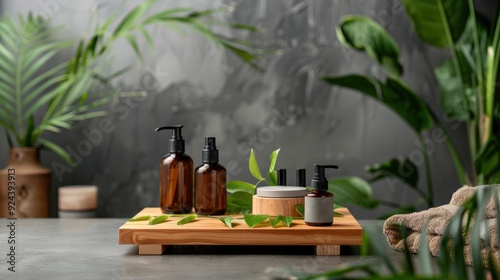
[156, 125, 185, 153]
[277, 169, 287, 185]
[202, 137, 219, 163]
[296, 169, 306, 187]
[311, 164, 339, 190]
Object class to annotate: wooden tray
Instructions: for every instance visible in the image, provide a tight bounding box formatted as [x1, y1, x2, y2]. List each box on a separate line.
[119, 207, 363, 255]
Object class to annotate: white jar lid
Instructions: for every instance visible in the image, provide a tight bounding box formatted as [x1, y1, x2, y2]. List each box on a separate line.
[256, 186, 307, 198]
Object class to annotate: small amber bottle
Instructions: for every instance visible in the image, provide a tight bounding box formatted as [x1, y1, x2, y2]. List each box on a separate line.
[195, 137, 227, 215]
[156, 125, 194, 214]
[304, 164, 338, 226]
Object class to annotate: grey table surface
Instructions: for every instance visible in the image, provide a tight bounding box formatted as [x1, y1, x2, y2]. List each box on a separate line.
[0, 218, 404, 280]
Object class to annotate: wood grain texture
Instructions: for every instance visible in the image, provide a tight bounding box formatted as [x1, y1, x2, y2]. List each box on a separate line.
[252, 195, 304, 216]
[138, 245, 167, 255]
[119, 208, 363, 247]
[316, 245, 340, 256]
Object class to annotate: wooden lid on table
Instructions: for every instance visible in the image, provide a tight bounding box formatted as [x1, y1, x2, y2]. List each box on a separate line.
[59, 185, 97, 211]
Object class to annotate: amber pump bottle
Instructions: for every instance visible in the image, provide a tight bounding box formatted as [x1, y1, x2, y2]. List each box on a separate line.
[304, 164, 339, 226]
[156, 125, 193, 214]
[195, 137, 226, 215]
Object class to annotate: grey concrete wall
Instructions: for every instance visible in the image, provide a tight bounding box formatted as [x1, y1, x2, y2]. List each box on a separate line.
[0, 0, 480, 218]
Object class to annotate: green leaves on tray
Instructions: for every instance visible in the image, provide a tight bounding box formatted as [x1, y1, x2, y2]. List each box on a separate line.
[244, 214, 269, 228]
[128, 215, 151, 222]
[219, 215, 233, 228]
[177, 214, 197, 226]
[148, 214, 170, 225]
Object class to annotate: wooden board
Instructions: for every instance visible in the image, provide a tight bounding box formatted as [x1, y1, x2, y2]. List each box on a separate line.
[119, 207, 363, 255]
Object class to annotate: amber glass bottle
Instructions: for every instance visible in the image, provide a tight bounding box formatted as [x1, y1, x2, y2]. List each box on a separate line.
[195, 137, 226, 215]
[156, 125, 193, 214]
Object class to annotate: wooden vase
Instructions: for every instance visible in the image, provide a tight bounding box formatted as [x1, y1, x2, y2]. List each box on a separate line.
[0, 147, 51, 217]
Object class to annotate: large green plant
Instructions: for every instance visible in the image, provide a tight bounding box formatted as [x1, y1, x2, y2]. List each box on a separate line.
[323, 0, 500, 214]
[0, 0, 262, 162]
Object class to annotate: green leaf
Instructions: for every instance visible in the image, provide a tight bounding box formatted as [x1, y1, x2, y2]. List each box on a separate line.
[282, 216, 293, 227]
[329, 177, 379, 209]
[226, 191, 252, 214]
[295, 204, 304, 217]
[268, 170, 277, 186]
[333, 211, 344, 217]
[177, 214, 197, 225]
[268, 148, 280, 172]
[37, 138, 73, 165]
[337, 15, 402, 77]
[244, 214, 269, 228]
[364, 226, 397, 274]
[402, 0, 469, 48]
[269, 215, 284, 228]
[219, 216, 233, 228]
[128, 215, 151, 222]
[226, 180, 256, 194]
[249, 149, 264, 180]
[125, 34, 142, 62]
[435, 59, 476, 121]
[419, 219, 434, 276]
[366, 158, 419, 189]
[148, 214, 170, 225]
[323, 75, 432, 133]
[113, 0, 155, 37]
[475, 136, 500, 184]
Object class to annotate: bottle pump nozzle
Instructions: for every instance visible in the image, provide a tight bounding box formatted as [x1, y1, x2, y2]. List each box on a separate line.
[311, 164, 339, 190]
[155, 125, 185, 153]
[202, 137, 219, 163]
[277, 169, 287, 186]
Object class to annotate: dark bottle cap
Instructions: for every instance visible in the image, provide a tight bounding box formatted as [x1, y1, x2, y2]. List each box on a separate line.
[277, 169, 287, 186]
[202, 137, 218, 163]
[311, 164, 339, 190]
[296, 168, 306, 187]
[155, 125, 185, 153]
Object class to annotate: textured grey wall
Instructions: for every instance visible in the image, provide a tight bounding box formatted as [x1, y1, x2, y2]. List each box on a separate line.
[0, 0, 480, 218]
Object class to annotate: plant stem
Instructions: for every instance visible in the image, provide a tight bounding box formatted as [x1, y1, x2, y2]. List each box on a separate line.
[15, 45, 25, 146]
[428, 108, 472, 185]
[418, 134, 434, 208]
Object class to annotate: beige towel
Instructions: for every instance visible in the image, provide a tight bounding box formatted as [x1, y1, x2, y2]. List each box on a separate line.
[383, 185, 500, 267]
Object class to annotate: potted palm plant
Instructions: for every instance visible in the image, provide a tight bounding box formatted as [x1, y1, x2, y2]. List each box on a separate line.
[0, 0, 262, 217]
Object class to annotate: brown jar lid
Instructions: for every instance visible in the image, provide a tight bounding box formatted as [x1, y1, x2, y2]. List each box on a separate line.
[59, 185, 97, 211]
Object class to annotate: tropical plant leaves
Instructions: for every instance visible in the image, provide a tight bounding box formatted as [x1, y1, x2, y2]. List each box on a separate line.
[366, 158, 419, 189]
[268, 148, 280, 172]
[226, 180, 256, 194]
[323, 75, 432, 133]
[244, 214, 269, 228]
[475, 136, 500, 184]
[328, 177, 379, 209]
[226, 191, 253, 214]
[402, 0, 469, 48]
[337, 15, 403, 77]
[249, 149, 264, 180]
